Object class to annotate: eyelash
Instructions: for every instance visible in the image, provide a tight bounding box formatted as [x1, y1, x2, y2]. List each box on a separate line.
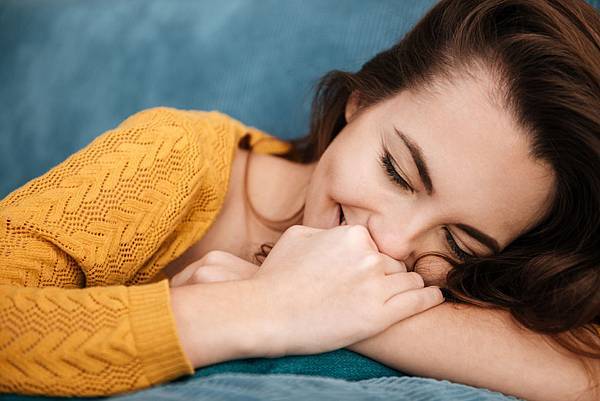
[443, 227, 471, 262]
[378, 147, 414, 193]
[378, 145, 471, 262]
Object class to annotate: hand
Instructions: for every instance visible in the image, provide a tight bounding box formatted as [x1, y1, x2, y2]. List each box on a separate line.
[169, 250, 259, 287]
[248, 224, 445, 357]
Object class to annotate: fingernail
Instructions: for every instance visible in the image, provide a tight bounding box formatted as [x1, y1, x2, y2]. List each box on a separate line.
[430, 285, 445, 300]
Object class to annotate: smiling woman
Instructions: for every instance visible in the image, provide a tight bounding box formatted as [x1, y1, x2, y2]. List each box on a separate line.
[235, 0, 599, 397]
[246, 59, 557, 283]
[258, 72, 555, 286]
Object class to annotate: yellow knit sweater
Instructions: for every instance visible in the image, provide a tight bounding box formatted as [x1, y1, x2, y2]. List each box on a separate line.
[0, 107, 292, 397]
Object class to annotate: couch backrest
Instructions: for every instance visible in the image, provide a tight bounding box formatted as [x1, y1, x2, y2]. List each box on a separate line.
[1, 0, 597, 198]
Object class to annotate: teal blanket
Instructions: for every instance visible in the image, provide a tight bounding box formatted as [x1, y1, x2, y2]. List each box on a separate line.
[0, 350, 520, 400]
[185, 349, 402, 382]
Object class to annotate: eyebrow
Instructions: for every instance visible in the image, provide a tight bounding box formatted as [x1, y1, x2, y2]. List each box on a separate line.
[393, 127, 501, 254]
[394, 127, 434, 195]
[456, 223, 501, 254]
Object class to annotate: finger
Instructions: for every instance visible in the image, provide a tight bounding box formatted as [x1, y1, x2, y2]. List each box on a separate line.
[189, 267, 243, 284]
[201, 250, 260, 273]
[383, 272, 424, 300]
[283, 224, 324, 239]
[217, 252, 261, 274]
[208, 258, 259, 280]
[169, 260, 203, 287]
[194, 251, 260, 279]
[345, 224, 380, 252]
[170, 253, 260, 287]
[171, 265, 248, 287]
[169, 273, 191, 288]
[382, 286, 445, 324]
[379, 253, 408, 275]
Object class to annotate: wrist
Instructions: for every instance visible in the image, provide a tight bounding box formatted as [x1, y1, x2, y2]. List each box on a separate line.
[238, 278, 287, 358]
[169, 280, 281, 368]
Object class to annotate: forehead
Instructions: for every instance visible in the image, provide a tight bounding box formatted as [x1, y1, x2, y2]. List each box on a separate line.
[375, 74, 555, 247]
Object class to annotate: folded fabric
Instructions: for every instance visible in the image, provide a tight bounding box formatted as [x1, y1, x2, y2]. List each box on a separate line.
[117, 373, 522, 401]
[187, 349, 403, 382]
[0, 374, 522, 401]
[0, 350, 521, 401]
[115, 373, 522, 401]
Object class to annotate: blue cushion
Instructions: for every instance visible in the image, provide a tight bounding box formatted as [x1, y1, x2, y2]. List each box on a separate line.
[0, 0, 597, 198]
[1, 0, 598, 198]
[0, 0, 440, 198]
[0, 374, 522, 401]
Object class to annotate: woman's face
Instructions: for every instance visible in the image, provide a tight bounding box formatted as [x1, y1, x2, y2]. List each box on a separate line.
[301, 73, 555, 285]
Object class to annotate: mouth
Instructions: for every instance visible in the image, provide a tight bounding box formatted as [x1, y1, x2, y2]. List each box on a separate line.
[338, 204, 347, 226]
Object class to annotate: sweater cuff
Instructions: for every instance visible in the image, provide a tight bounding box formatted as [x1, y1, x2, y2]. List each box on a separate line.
[128, 279, 195, 385]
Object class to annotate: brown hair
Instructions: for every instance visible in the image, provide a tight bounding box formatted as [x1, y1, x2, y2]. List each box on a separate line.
[240, 0, 600, 382]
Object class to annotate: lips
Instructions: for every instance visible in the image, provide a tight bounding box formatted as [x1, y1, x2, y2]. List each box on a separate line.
[338, 204, 347, 225]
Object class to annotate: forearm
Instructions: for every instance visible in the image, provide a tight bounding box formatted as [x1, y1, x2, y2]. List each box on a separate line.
[346, 302, 597, 401]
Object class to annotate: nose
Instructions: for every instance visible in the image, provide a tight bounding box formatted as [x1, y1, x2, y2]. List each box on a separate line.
[366, 213, 422, 268]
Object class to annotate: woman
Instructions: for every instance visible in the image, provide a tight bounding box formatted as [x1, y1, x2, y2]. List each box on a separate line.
[0, 0, 598, 400]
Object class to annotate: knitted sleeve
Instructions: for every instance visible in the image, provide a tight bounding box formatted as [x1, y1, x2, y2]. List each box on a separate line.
[0, 107, 237, 396]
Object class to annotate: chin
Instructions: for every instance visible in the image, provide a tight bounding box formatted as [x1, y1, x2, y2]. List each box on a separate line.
[300, 209, 327, 229]
[301, 188, 339, 229]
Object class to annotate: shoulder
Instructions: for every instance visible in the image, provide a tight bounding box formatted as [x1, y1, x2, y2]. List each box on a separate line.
[111, 106, 292, 188]
[115, 107, 245, 141]
[117, 106, 289, 150]
[106, 107, 247, 170]
[117, 107, 230, 129]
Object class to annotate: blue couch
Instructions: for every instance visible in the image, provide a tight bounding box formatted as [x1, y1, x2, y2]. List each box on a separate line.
[1, 1, 597, 400]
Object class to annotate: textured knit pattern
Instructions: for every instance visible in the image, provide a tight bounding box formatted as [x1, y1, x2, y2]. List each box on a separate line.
[0, 107, 291, 397]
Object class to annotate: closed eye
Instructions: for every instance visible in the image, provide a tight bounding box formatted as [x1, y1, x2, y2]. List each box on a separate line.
[378, 142, 473, 262]
[443, 227, 472, 262]
[378, 146, 414, 193]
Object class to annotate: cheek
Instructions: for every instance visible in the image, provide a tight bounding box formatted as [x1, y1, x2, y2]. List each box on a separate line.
[311, 151, 349, 201]
[330, 144, 380, 197]
[321, 128, 381, 196]
[302, 132, 384, 225]
[301, 156, 337, 227]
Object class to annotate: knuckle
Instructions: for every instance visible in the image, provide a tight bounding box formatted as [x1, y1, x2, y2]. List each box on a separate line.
[429, 286, 444, 303]
[409, 272, 425, 288]
[412, 287, 440, 309]
[192, 266, 228, 283]
[202, 250, 225, 265]
[347, 224, 370, 238]
[284, 224, 304, 236]
[411, 291, 428, 310]
[361, 252, 383, 269]
[192, 267, 212, 282]
[346, 225, 377, 248]
[288, 224, 303, 232]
